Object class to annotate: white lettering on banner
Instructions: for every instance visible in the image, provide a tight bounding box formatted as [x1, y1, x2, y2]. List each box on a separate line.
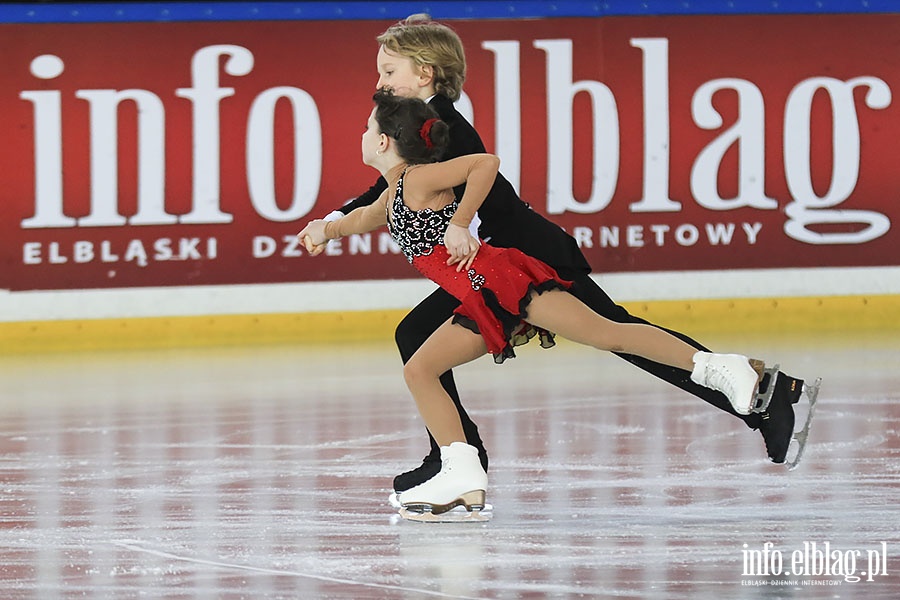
[17, 40, 891, 249]
[20, 45, 322, 229]
[246, 87, 321, 221]
[22, 238, 217, 267]
[252, 236, 277, 258]
[535, 39, 619, 215]
[20, 55, 73, 228]
[175, 45, 254, 225]
[75, 89, 171, 226]
[482, 40, 521, 194]
[783, 77, 892, 244]
[629, 38, 682, 213]
[503, 37, 886, 245]
[573, 222, 763, 248]
[252, 235, 305, 258]
[691, 79, 779, 211]
[251, 233, 401, 259]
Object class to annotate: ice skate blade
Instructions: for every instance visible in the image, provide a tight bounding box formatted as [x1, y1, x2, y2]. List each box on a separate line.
[399, 505, 492, 523]
[750, 363, 780, 414]
[784, 377, 821, 470]
[390, 492, 492, 511]
[401, 489, 486, 515]
[785, 377, 821, 471]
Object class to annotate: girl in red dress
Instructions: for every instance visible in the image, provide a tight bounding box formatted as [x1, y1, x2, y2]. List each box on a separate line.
[299, 90, 766, 520]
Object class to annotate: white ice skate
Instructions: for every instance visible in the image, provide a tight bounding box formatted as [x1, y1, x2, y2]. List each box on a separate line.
[691, 352, 765, 416]
[397, 442, 490, 523]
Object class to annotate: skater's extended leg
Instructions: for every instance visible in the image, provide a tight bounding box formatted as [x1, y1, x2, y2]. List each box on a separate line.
[564, 274, 757, 421]
[524, 290, 763, 414]
[524, 290, 697, 369]
[564, 274, 812, 463]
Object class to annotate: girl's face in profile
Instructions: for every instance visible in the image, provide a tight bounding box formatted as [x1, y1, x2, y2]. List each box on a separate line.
[361, 108, 383, 166]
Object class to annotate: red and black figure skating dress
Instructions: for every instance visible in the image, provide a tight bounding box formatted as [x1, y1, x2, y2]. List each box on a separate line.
[387, 170, 572, 363]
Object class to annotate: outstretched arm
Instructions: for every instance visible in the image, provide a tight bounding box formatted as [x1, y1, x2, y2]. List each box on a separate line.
[298, 190, 388, 254]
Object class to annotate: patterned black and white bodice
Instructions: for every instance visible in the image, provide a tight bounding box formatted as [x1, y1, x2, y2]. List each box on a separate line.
[386, 169, 458, 264]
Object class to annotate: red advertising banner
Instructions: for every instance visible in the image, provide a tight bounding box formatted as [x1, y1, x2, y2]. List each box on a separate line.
[1, 15, 897, 291]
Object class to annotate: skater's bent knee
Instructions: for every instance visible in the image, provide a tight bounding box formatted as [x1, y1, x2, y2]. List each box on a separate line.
[403, 358, 439, 389]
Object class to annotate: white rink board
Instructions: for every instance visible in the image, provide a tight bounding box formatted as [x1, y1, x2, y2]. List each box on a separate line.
[1, 266, 899, 322]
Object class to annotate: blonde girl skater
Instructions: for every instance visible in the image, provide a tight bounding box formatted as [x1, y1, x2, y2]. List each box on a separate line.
[300, 91, 767, 520]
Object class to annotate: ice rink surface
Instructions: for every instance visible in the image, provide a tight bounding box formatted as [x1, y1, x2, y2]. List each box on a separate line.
[1, 330, 898, 599]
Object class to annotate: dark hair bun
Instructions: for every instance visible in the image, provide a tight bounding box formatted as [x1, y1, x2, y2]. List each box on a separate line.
[428, 120, 449, 155]
[373, 89, 448, 163]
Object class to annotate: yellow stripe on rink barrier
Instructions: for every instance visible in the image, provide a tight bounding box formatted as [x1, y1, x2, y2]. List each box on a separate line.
[625, 294, 900, 335]
[1, 295, 898, 355]
[0, 310, 411, 355]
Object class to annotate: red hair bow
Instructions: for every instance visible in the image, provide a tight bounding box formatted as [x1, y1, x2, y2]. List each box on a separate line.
[419, 118, 438, 149]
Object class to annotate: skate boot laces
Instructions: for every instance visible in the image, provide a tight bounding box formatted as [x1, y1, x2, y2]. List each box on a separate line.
[693, 353, 763, 415]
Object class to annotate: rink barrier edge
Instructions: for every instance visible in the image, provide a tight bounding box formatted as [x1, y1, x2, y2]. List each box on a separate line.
[1, 294, 898, 355]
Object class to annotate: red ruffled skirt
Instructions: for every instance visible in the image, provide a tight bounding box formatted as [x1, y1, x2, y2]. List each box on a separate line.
[413, 244, 572, 363]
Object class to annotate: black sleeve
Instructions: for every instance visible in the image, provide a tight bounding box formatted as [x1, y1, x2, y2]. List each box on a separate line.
[429, 96, 487, 203]
[434, 99, 486, 161]
[446, 118, 485, 202]
[429, 95, 591, 274]
[338, 176, 388, 215]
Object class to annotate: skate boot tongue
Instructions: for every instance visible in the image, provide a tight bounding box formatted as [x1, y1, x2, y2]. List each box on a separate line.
[441, 441, 478, 462]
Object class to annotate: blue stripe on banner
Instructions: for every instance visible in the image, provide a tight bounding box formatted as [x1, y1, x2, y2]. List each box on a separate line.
[0, 0, 895, 25]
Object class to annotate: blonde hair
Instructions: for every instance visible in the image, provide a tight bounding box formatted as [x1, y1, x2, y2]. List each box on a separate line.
[377, 14, 466, 102]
